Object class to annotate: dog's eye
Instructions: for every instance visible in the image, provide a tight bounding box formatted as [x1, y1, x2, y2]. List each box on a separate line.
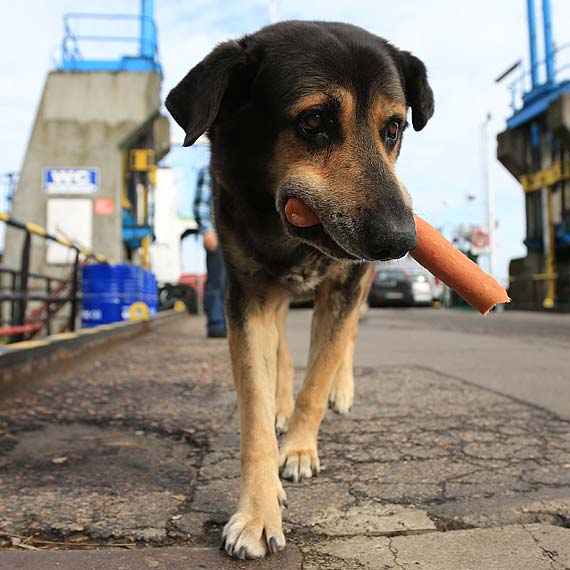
[386, 121, 400, 142]
[299, 110, 327, 136]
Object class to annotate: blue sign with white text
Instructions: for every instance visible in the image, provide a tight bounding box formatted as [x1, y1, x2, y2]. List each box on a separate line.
[44, 168, 99, 195]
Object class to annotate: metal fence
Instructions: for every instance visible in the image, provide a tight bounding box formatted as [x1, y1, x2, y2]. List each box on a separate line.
[58, 5, 161, 74]
[0, 212, 108, 343]
[507, 42, 570, 111]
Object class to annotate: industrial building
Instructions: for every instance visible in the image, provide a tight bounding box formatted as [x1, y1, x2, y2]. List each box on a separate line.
[0, 1, 205, 338]
[498, 0, 570, 310]
[4, 0, 170, 269]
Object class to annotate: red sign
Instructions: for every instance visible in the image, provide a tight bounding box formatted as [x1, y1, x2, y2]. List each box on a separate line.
[95, 198, 114, 216]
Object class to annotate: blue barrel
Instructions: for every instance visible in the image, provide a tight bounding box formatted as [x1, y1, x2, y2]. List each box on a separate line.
[115, 264, 141, 321]
[81, 264, 120, 327]
[147, 271, 158, 315]
[141, 270, 158, 315]
[141, 269, 150, 305]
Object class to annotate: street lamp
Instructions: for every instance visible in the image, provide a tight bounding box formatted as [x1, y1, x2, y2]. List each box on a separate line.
[482, 113, 496, 278]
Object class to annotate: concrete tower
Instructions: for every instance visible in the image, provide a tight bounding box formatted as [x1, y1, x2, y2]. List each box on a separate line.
[4, 0, 170, 274]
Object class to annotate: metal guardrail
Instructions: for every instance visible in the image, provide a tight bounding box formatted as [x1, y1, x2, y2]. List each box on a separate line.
[0, 212, 109, 343]
[60, 12, 160, 72]
[507, 42, 570, 111]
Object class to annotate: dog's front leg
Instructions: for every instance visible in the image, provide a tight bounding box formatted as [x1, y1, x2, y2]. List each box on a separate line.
[279, 263, 373, 482]
[222, 285, 287, 559]
[275, 299, 295, 434]
[328, 329, 357, 414]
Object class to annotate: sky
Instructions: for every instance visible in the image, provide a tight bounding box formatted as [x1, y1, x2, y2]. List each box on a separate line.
[1, 0, 570, 284]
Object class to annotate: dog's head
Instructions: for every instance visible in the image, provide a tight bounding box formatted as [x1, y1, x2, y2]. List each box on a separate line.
[166, 21, 434, 261]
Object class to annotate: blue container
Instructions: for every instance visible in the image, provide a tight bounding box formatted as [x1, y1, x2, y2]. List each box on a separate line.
[115, 264, 140, 321]
[142, 270, 158, 315]
[148, 272, 158, 315]
[141, 269, 150, 305]
[81, 264, 158, 328]
[81, 264, 120, 327]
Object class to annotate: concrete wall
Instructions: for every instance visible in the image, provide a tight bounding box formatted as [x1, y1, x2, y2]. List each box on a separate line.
[4, 70, 163, 275]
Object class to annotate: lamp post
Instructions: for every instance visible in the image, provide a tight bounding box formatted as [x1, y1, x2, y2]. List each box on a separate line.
[482, 113, 496, 278]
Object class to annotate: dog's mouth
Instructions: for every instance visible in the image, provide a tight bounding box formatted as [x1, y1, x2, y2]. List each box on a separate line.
[281, 197, 360, 261]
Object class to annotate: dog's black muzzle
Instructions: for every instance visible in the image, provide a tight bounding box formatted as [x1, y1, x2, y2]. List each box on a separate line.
[363, 217, 417, 261]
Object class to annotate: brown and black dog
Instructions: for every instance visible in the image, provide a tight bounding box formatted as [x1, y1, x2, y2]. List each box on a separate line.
[166, 20, 434, 560]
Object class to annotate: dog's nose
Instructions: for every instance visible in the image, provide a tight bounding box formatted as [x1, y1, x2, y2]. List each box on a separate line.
[366, 221, 417, 260]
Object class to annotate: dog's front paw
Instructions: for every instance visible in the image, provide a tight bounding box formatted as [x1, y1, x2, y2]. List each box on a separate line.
[275, 397, 294, 435]
[275, 413, 291, 435]
[221, 486, 287, 559]
[279, 440, 320, 483]
[275, 390, 295, 435]
[328, 378, 354, 415]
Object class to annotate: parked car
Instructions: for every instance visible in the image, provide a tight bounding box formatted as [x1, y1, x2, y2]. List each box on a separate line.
[408, 272, 434, 305]
[368, 268, 433, 307]
[158, 282, 198, 314]
[157, 273, 207, 315]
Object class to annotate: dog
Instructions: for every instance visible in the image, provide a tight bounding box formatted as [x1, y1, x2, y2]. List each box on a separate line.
[166, 20, 434, 559]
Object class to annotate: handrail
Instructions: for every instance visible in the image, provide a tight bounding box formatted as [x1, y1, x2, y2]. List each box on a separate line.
[507, 42, 570, 88]
[64, 12, 147, 20]
[507, 42, 570, 111]
[0, 212, 110, 343]
[60, 12, 160, 70]
[0, 212, 109, 262]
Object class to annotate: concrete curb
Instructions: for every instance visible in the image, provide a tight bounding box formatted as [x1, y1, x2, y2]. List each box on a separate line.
[0, 310, 186, 388]
[305, 523, 570, 569]
[0, 546, 303, 570]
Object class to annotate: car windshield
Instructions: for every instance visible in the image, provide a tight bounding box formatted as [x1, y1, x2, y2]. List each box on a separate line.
[378, 271, 406, 281]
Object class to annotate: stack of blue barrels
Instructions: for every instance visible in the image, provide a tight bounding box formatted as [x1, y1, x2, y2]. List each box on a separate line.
[143, 269, 158, 316]
[81, 264, 158, 328]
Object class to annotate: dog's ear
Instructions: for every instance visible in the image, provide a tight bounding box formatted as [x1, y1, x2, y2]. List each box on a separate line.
[166, 40, 247, 147]
[395, 51, 434, 131]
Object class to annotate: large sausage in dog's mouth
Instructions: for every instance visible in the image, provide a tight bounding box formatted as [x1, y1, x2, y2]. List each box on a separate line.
[286, 199, 510, 314]
[411, 216, 510, 315]
[284, 197, 321, 227]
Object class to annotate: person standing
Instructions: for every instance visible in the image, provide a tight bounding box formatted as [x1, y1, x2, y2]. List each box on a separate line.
[194, 166, 227, 338]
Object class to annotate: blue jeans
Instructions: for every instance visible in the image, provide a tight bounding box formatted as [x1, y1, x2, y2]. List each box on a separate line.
[204, 246, 227, 334]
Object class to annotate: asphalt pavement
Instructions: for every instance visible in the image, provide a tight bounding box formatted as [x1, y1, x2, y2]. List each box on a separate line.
[288, 307, 570, 417]
[0, 308, 569, 569]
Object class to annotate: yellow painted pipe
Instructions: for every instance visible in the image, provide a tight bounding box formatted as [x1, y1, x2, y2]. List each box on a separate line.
[543, 187, 556, 309]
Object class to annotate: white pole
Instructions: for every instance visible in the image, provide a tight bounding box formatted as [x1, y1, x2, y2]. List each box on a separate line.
[268, 0, 278, 23]
[483, 113, 496, 278]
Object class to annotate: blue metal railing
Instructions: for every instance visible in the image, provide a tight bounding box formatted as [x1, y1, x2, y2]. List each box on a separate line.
[507, 42, 570, 111]
[59, 10, 161, 74]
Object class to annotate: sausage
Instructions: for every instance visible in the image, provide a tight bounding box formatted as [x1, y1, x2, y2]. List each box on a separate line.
[411, 216, 510, 315]
[284, 197, 320, 227]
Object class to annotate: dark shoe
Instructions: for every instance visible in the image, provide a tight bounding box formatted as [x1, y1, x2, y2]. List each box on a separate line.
[208, 328, 227, 338]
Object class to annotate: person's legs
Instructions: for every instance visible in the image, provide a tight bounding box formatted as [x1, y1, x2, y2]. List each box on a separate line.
[204, 246, 227, 336]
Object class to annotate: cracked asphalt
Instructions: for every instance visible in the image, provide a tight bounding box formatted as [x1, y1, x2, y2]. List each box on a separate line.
[1, 308, 570, 569]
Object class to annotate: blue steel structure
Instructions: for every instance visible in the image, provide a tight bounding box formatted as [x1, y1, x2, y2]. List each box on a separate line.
[497, 0, 570, 310]
[506, 0, 570, 130]
[57, 1, 164, 256]
[59, 0, 161, 75]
